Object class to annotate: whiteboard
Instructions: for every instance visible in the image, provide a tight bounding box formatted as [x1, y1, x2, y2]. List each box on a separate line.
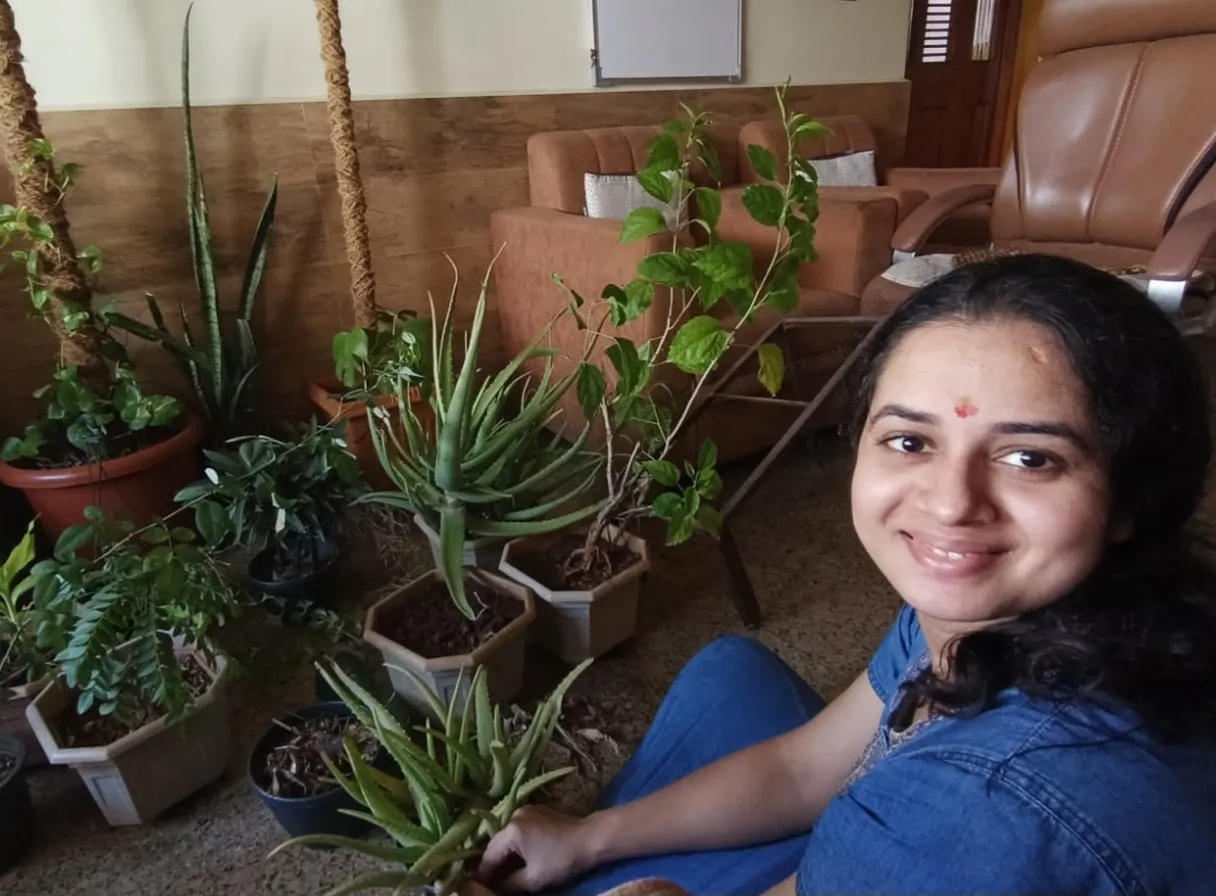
[592, 0, 743, 85]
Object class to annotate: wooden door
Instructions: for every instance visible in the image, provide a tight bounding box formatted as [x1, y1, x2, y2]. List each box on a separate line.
[903, 0, 1018, 168]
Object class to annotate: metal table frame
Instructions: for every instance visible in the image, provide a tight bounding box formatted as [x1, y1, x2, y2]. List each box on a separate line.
[676, 315, 883, 628]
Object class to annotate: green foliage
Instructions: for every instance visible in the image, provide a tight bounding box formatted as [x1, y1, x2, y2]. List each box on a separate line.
[1, 365, 181, 466]
[177, 418, 362, 576]
[565, 85, 822, 557]
[28, 508, 241, 728]
[361, 265, 606, 619]
[332, 308, 431, 400]
[0, 522, 49, 695]
[272, 656, 592, 894]
[102, 4, 277, 440]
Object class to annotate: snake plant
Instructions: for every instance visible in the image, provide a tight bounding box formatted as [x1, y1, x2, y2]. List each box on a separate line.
[362, 263, 606, 618]
[272, 657, 591, 895]
[104, 3, 277, 440]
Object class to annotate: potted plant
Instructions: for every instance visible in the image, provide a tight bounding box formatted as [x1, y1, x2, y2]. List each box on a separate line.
[0, 2, 201, 539]
[176, 418, 363, 605]
[0, 735, 34, 872]
[271, 656, 590, 894]
[248, 701, 382, 839]
[24, 509, 242, 826]
[499, 88, 823, 663]
[104, 3, 278, 446]
[0, 521, 52, 765]
[356, 262, 606, 711]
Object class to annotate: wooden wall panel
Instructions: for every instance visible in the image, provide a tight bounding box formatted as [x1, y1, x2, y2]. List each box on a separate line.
[0, 81, 908, 432]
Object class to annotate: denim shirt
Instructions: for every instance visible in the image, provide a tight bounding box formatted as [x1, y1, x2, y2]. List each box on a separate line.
[797, 604, 1216, 895]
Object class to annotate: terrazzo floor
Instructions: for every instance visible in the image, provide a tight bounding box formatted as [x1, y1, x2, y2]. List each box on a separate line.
[2, 438, 902, 896]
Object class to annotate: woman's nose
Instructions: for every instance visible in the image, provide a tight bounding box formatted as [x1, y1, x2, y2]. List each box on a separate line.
[917, 455, 997, 526]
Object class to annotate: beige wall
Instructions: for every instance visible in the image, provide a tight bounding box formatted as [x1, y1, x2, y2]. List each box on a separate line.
[17, 0, 912, 110]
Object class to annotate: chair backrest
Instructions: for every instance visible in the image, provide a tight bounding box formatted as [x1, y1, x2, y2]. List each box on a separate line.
[738, 115, 881, 184]
[526, 125, 741, 214]
[990, 0, 1216, 265]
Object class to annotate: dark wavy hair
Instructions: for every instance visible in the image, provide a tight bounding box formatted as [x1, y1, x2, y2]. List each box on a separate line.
[852, 254, 1216, 742]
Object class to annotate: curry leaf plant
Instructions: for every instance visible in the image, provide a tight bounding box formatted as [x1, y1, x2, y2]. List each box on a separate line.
[560, 84, 823, 575]
[271, 656, 591, 895]
[361, 256, 608, 619]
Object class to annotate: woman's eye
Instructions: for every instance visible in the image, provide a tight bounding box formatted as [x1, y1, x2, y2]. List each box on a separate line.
[883, 435, 927, 454]
[997, 450, 1055, 470]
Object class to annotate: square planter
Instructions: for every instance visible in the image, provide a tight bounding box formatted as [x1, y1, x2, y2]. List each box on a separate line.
[24, 649, 232, 826]
[0, 675, 50, 767]
[363, 568, 535, 716]
[499, 528, 650, 664]
[308, 381, 433, 492]
[414, 513, 505, 570]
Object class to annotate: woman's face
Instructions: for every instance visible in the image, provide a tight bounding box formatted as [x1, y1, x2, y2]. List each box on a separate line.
[851, 317, 1118, 634]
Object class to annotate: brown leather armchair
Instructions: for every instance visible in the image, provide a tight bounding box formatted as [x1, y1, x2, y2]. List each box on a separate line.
[862, 0, 1216, 317]
[734, 114, 1000, 254]
[491, 124, 898, 462]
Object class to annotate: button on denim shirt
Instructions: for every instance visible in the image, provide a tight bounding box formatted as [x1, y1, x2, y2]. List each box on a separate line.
[797, 604, 1216, 895]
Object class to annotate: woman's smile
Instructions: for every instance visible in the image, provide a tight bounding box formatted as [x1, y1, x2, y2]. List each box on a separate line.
[900, 530, 1007, 579]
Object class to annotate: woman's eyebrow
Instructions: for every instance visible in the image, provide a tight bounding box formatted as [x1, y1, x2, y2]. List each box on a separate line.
[869, 403, 937, 426]
[992, 420, 1088, 448]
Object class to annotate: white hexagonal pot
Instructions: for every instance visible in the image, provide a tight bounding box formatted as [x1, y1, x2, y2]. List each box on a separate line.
[498, 528, 650, 664]
[363, 567, 535, 716]
[24, 648, 231, 826]
[413, 513, 505, 570]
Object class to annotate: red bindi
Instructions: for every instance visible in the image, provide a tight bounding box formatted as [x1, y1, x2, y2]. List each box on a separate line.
[955, 397, 978, 418]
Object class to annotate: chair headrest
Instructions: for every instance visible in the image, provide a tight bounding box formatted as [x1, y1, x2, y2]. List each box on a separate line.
[1040, 0, 1216, 56]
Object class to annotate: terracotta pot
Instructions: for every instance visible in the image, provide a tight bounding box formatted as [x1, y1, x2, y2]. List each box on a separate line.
[363, 568, 535, 716]
[0, 413, 204, 541]
[24, 648, 232, 826]
[307, 381, 433, 491]
[0, 674, 49, 767]
[413, 513, 505, 570]
[498, 527, 650, 664]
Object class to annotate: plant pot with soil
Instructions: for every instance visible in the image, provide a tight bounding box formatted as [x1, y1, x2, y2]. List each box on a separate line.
[0, 735, 34, 872]
[23, 510, 242, 826]
[363, 568, 535, 715]
[248, 701, 381, 839]
[177, 418, 362, 606]
[0, 521, 54, 766]
[499, 526, 650, 664]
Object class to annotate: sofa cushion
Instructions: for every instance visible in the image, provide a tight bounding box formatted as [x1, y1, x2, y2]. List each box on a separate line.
[806, 150, 878, 187]
[584, 172, 681, 230]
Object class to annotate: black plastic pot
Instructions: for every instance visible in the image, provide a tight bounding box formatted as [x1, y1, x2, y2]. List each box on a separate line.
[248, 534, 339, 605]
[0, 735, 34, 872]
[248, 702, 373, 840]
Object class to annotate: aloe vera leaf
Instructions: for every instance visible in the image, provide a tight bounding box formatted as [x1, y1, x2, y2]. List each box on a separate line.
[344, 740, 416, 831]
[439, 504, 474, 619]
[499, 422, 594, 497]
[380, 661, 449, 722]
[335, 809, 434, 852]
[324, 870, 427, 896]
[418, 726, 488, 785]
[473, 665, 493, 759]
[316, 660, 408, 737]
[434, 283, 486, 493]
[409, 810, 480, 877]
[501, 468, 599, 523]
[268, 833, 416, 864]
[487, 741, 513, 799]
[465, 498, 609, 538]
[415, 848, 482, 882]
[380, 726, 460, 795]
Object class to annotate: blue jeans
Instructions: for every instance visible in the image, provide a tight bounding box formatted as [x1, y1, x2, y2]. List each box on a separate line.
[565, 637, 826, 896]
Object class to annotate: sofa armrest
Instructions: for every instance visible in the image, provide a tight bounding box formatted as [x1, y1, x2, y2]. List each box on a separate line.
[891, 184, 998, 255]
[1144, 202, 1216, 315]
[717, 187, 899, 297]
[819, 185, 927, 225]
[886, 167, 1003, 196]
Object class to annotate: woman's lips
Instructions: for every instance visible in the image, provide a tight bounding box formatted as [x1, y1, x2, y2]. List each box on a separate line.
[901, 531, 1005, 579]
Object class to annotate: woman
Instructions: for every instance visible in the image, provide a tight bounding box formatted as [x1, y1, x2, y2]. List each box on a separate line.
[479, 254, 1216, 895]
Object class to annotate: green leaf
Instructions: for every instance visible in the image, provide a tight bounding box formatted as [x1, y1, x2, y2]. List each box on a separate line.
[694, 187, 722, 230]
[697, 469, 723, 501]
[646, 133, 681, 171]
[667, 509, 697, 545]
[642, 459, 681, 487]
[637, 252, 693, 287]
[605, 338, 647, 399]
[742, 184, 785, 228]
[651, 491, 682, 519]
[696, 503, 724, 538]
[697, 440, 718, 472]
[747, 144, 779, 182]
[669, 315, 731, 375]
[194, 499, 229, 546]
[636, 167, 675, 204]
[757, 343, 786, 397]
[621, 206, 669, 244]
[691, 243, 753, 292]
[764, 257, 802, 314]
[603, 280, 655, 327]
[575, 362, 605, 420]
[793, 118, 834, 141]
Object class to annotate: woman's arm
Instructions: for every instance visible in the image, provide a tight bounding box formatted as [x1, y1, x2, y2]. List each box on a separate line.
[480, 670, 883, 890]
[577, 670, 883, 865]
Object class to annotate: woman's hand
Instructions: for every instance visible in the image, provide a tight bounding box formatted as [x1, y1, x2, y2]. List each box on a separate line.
[478, 805, 598, 892]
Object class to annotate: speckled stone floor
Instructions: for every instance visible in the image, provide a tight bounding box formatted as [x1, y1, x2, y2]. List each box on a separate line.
[3, 439, 899, 896]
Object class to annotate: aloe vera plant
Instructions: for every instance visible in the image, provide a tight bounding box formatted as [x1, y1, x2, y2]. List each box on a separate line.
[272, 656, 591, 894]
[362, 260, 607, 618]
[104, 3, 278, 440]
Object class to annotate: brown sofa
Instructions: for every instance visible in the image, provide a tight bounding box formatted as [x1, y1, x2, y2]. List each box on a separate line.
[861, 0, 1216, 317]
[490, 123, 897, 463]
